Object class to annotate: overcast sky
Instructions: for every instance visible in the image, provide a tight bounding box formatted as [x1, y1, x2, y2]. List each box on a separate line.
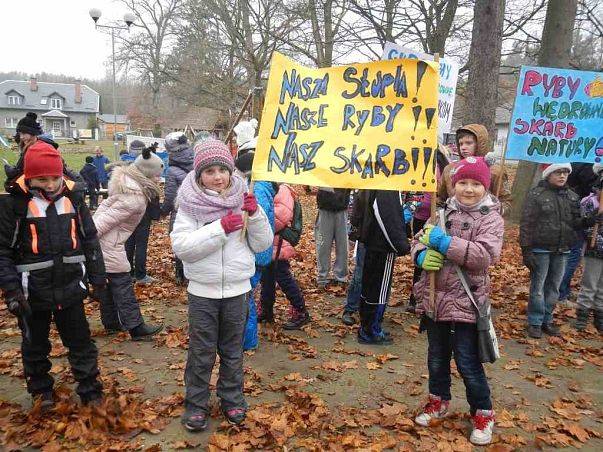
[0, 0, 132, 80]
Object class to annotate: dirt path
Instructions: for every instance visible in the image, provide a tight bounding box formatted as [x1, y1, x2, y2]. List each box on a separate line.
[1, 191, 601, 450]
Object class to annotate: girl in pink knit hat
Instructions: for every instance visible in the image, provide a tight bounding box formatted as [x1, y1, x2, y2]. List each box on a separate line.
[411, 156, 504, 446]
[171, 139, 273, 431]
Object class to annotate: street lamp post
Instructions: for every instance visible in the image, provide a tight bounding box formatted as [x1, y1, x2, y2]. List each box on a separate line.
[89, 8, 135, 161]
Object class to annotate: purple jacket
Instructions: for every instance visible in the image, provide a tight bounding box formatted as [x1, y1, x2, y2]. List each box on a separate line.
[412, 194, 504, 323]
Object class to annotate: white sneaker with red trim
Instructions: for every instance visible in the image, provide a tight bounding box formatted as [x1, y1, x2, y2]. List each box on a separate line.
[470, 409, 495, 445]
[414, 394, 450, 427]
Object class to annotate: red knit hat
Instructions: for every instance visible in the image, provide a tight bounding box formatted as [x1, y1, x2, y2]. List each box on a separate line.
[23, 141, 63, 180]
[451, 156, 491, 189]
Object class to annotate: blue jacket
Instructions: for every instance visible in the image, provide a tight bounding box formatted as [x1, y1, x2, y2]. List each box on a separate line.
[161, 147, 194, 216]
[253, 181, 276, 267]
[92, 155, 110, 183]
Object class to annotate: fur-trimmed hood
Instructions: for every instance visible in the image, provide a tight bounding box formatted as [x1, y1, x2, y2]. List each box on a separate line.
[108, 163, 160, 201]
[456, 124, 491, 156]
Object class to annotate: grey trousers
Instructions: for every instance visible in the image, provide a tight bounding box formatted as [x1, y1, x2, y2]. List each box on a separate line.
[577, 256, 603, 311]
[99, 272, 144, 331]
[184, 293, 248, 416]
[314, 209, 349, 284]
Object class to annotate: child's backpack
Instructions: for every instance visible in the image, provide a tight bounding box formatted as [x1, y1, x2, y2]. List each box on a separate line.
[278, 196, 303, 246]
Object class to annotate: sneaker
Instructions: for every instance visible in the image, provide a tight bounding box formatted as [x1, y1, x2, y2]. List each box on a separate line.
[414, 394, 450, 426]
[470, 409, 495, 445]
[223, 407, 246, 425]
[136, 275, 156, 285]
[357, 330, 393, 345]
[182, 413, 208, 432]
[575, 308, 589, 332]
[130, 322, 163, 341]
[341, 311, 356, 326]
[542, 323, 560, 337]
[527, 325, 542, 339]
[283, 307, 310, 330]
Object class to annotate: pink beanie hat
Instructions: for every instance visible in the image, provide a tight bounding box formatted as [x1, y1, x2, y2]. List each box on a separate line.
[193, 139, 234, 174]
[451, 156, 492, 189]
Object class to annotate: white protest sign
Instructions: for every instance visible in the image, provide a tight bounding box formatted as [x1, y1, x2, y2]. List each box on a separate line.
[126, 135, 166, 152]
[382, 42, 459, 135]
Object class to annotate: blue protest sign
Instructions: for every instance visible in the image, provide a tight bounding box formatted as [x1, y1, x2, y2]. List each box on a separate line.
[506, 65, 603, 164]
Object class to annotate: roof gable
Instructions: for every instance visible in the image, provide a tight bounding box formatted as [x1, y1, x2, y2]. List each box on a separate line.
[0, 80, 99, 113]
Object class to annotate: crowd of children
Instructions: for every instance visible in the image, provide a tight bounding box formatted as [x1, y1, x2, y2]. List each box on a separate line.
[1, 112, 601, 445]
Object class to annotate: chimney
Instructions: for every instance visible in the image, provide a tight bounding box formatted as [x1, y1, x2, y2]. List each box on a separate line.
[30, 77, 38, 92]
[75, 79, 82, 104]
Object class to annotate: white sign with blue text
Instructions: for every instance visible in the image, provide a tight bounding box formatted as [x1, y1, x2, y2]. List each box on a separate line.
[382, 42, 459, 136]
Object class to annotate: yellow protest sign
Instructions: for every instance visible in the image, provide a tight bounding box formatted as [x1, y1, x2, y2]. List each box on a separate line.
[253, 52, 439, 191]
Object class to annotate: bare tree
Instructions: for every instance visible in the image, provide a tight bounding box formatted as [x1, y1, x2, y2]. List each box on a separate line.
[343, 0, 472, 61]
[115, 0, 185, 109]
[510, 0, 579, 222]
[463, 0, 506, 136]
[278, 0, 352, 67]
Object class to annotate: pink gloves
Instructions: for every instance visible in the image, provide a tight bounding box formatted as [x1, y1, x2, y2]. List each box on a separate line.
[242, 192, 258, 216]
[220, 211, 244, 234]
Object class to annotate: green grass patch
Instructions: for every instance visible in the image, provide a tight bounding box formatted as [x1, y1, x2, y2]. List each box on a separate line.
[0, 140, 124, 190]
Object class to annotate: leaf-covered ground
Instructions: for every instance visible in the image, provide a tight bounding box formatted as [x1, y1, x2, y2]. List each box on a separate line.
[1, 188, 601, 451]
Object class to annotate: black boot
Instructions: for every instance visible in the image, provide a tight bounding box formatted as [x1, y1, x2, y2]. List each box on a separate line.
[283, 307, 310, 330]
[130, 322, 163, 341]
[575, 308, 590, 331]
[594, 310, 603, 333]
[257, 300, 274, 323]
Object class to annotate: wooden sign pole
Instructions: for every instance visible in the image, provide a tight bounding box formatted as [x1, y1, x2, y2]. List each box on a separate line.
[428, 53, 440, 317]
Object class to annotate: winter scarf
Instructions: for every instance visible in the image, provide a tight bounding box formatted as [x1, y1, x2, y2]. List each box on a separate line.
[176, 171, 247, 223]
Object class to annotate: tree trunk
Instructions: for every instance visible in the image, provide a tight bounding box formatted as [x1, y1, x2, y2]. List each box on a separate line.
[509, 0, 578, 222]
[464, 0, 505, 138]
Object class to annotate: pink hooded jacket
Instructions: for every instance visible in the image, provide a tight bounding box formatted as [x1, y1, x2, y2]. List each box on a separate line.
[412, 194, 504, 323]
[272, 184, 296, 261]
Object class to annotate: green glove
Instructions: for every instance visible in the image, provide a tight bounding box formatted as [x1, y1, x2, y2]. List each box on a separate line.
[416, 249, 445, 271]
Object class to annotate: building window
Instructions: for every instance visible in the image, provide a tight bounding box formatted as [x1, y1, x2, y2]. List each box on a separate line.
[41, 97, 48, 105]
[7, 95, 21, 105]
[50, 98, 62, 109]
[70, 120, 77, 127]
[4, 117, 18, 128]
[52, 120, 62, 134]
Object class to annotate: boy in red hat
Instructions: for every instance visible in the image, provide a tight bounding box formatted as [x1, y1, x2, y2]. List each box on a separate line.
[0, 141, 106, 409]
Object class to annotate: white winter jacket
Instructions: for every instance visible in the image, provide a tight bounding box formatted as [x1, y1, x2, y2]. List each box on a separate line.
[171, 207, 273, 299]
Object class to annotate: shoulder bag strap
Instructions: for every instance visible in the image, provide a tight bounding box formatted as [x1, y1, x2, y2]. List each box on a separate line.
[438, 209, 481, 314]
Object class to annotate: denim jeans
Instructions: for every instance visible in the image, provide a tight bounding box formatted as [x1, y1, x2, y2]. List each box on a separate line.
[558, 238, 584, 301]
[425, 317, 491, 415]
[344, 242, 366, 313]
[528, 252, 568, 326]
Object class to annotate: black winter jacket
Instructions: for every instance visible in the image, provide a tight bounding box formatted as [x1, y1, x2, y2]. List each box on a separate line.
[568, 163, 598, 199]
[0, 176, 106, 311]
[352, 189, 409, 255]
[317, 188, 350, 212]
[80, 163, 100, 192]
[520, 180, 593, 253]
